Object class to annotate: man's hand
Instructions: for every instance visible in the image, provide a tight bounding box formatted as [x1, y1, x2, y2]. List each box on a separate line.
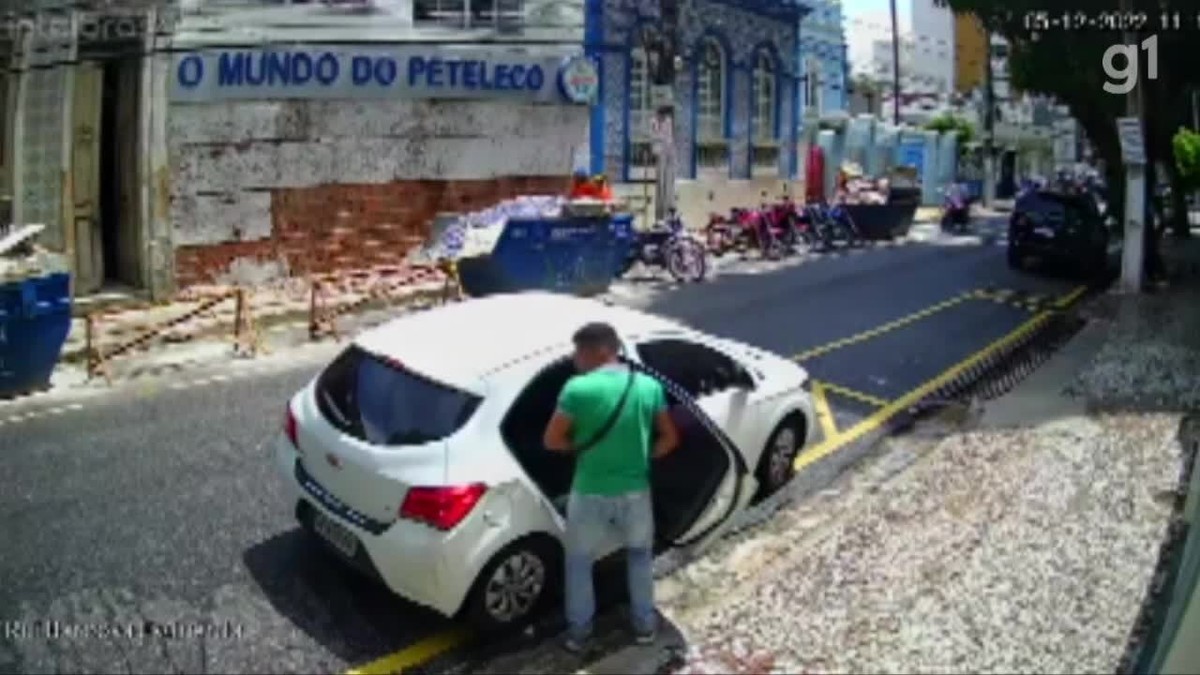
[543, 411, 574, 453]
[651, 409, 678, 459]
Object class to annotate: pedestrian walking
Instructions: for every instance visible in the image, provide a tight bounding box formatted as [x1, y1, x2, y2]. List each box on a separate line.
[542, 321, 679, 653]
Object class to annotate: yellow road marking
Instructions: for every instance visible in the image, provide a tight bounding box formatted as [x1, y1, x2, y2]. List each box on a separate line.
[795, 284, 1087, 472]
[971, 288, 1051, 312]
[820, 382, 890, 408]
[345, 629, 470, 675]
[793, 291, 978, 362]
[810, 381, 840, 440]
[1054, 285, 1088, 307]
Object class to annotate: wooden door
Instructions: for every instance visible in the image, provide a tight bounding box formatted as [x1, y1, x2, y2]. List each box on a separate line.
[113, 58, 142, 288]
[70, 61, 104, 294]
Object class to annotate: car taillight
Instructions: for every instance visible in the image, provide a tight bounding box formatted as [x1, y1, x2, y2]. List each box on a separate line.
[284, 406, 300, 452]
[399, 484, 487, 530]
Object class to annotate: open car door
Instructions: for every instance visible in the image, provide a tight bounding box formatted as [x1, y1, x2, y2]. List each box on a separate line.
[637, 364, 757, 554]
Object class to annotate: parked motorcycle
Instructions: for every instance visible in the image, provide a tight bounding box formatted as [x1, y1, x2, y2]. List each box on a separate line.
[940, 183, 971, 233]
[802, 202, 862, 249]
[747, 197, 789, 260]
[704, 211, 741, 256]
[765, 193, 816, 253]
[618, 207, 708, 282]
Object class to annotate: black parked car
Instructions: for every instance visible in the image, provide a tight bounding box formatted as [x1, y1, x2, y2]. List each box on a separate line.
[1007, 188, 1113, 278]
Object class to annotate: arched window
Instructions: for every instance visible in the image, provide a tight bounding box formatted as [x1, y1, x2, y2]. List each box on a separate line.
[628, 35, 655, 172]
[696, 37, 728, 170]
[752, 52, 776, 142]
[751, 51, 779, 173]
[806, 58, 821, 116]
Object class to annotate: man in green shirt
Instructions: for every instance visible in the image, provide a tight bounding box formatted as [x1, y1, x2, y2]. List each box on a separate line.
[543, 322, 679, 652]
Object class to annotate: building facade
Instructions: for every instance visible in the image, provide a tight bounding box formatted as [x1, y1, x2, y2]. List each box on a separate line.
[2, 0, 810, 298]
[953, 11, 986, 93]
[594, 0, 805, 225]
[871, 34, 948, 95]
[797, 0, 846, 121]
[910, 0, 954, 93]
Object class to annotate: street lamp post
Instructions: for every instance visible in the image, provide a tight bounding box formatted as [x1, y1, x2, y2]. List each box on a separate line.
[982, 35, 995, 206]
[889, 0, 900, 124]
[648, 0, 680, 222]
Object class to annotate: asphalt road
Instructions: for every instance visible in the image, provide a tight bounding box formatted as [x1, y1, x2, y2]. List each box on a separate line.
[0, 219, 1081, 674]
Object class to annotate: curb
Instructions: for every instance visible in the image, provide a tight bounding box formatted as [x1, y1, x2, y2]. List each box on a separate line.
[56, 242, 920, 382]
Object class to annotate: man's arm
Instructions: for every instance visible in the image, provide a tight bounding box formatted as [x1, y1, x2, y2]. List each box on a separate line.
[543, 380, 578, 453]
[543, 411, 574, 452]
[651, 409, 679, 458]
[650, 383, 678, 459]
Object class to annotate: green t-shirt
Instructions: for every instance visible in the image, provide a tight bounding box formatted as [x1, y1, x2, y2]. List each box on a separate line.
[557, 366, 666, 496]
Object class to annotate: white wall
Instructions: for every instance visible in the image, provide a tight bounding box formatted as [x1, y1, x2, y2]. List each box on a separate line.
[909, 0, 954, 92]
[167, 99, 587, 246]
[871, 35, 949, 94]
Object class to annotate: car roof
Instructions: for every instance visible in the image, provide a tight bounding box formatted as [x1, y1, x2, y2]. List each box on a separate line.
[353, 292, 687, 390]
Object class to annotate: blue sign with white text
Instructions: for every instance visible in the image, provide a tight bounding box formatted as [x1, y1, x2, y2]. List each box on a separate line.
[170, 46, 587, 103]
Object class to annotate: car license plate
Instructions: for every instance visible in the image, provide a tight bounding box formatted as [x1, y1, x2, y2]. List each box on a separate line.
[312, 509, 359, 558]
[1033, 226, 1055, 238]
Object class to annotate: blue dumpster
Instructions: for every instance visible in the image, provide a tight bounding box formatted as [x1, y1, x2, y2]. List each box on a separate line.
[455, 214, 634, 297]
[0, 273, 72, 398]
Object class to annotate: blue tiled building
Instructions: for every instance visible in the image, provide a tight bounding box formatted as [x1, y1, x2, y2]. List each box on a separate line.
[798, 0, 848, 122]
[585, 0, 808, 182]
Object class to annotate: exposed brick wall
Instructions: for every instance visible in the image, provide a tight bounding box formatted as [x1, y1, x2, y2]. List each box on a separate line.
[174, 175, 569, 287]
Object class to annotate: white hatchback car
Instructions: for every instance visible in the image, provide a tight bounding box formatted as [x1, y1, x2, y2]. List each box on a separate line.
[275, 292, 814, 629]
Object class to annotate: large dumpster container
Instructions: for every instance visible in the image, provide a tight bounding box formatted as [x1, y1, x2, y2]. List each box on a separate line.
[456, 213, 634, 297]
[0, 272, 72, 398]
[841, 186, 920, 241]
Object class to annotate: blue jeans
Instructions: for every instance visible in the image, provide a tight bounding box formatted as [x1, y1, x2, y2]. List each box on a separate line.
[564, 491, 656, 640]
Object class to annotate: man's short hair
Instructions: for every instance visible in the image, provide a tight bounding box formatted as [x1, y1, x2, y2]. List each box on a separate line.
[572, 322, 621, 352]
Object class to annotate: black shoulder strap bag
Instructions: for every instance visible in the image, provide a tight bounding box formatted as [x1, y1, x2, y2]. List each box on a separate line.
[572, 367, 636, 454]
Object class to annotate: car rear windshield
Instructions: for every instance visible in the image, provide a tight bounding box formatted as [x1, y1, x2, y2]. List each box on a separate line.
[315, 346, 482, 446]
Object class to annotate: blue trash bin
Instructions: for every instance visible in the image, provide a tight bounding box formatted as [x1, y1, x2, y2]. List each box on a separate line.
[0, 272, 72, 398]
[456, 214, 632, 297]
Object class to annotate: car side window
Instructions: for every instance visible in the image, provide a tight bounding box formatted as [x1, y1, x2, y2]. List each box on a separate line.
[636, 338, 740, 398]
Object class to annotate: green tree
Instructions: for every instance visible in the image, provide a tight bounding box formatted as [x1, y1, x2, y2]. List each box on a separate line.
[925, 113, 976, 146]
[1173, 127, 1200, 192]
[941, 0, 1197, 273]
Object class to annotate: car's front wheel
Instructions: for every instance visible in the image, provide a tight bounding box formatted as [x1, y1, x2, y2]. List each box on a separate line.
[464, 536, 560, 632]
[754, 416, 805, 502]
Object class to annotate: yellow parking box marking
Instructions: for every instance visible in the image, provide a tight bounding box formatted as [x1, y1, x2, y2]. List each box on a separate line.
[793, 290, 979, 362]
[1054, 285, 1088, 307]
[345, 629, 470, 675]
[794, 284, 1087, 472]
[810, 381, 840, 440]
[821, 382, 890, 408]
[972, 285, 1086, 313]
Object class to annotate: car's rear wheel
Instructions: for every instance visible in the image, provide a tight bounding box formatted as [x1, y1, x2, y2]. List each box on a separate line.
[464, 536, 560, 632]
[754, 415, 805, 502]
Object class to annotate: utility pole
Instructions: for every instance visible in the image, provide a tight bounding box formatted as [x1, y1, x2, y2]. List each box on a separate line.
[982, 33, 996, 206]
[650, 0, 679, 222]
[889, 0, 900, 124]
[1118, 0, 1145, 292]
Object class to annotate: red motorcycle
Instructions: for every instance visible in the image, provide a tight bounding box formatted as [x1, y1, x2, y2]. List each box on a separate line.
[704, 211, 741, 256]
[706, 200, 788, 259]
